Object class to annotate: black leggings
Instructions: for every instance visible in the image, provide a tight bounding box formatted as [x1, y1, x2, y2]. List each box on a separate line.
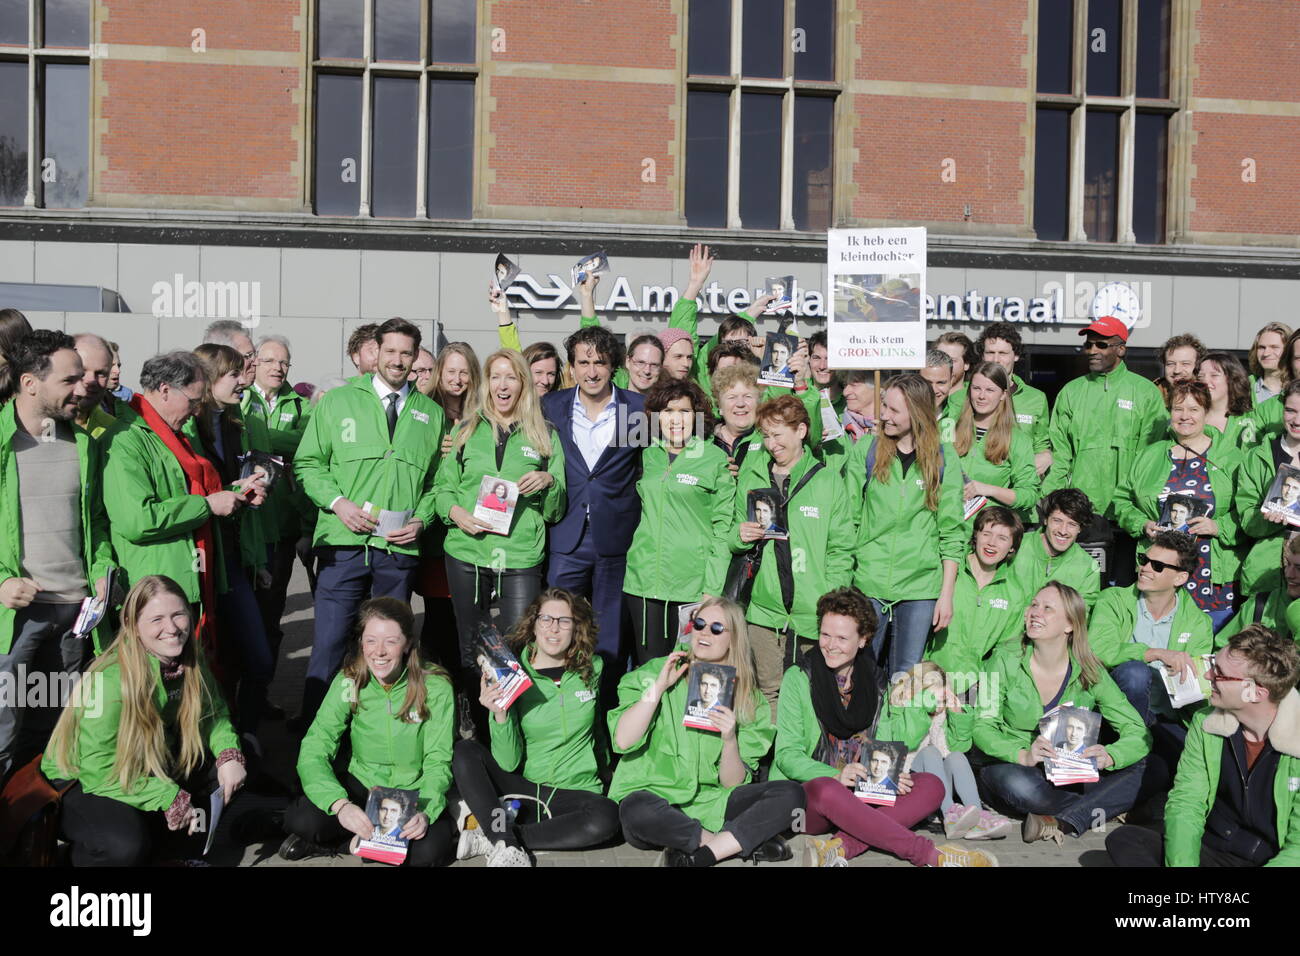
[618, 780, 805, 857]
[57, 765, 219, 867]
[444, 555, 543, 668]
[451, 738, 620, 851]
[624, 594, 690, 667]
[283, 771, 455, 867]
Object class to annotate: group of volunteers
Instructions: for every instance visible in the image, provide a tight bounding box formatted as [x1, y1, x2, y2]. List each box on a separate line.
[3, 243, 1300, 870]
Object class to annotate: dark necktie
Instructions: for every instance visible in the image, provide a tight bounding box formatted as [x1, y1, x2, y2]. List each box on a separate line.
[386, 392, 399, 440]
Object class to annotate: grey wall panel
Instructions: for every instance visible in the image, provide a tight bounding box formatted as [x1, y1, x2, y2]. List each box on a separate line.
[1170, 276, 1240, 350]
[117, 243, 203, 322]
[282, 248, 361, 318]
[0, 240, 35, 282]
[33, 242, 117, 299]
[1239, 279, 1294, 347]
[200, 246, 284, 321]
[360, 249, 439, 320]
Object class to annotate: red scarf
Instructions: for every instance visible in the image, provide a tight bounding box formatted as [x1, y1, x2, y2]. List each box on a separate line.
[129, 395, 225, 666]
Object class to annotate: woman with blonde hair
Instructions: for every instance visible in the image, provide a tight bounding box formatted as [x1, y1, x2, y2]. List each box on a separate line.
[774, 588, 996, 867]
[451, 588, 620, 866]
[610, 595, 803, 866]
[952, 361, 1039, 524]
[973, 582, 1151, 845]
[433, 349, 566, 713]
[844, 373, 965, 681]
[284, 597, 455, 866]
[431, 341, 481, 429]
[43, 575, 245, 866]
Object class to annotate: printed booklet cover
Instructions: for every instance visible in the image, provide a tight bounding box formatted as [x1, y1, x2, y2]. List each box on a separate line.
[853, 740, 908, 806]
[747, 489, 787, 540]
[356, 787, 419, 865]
[1158, 493, 1209, 532]
[473, 474, 519, 535]
[1261, 464, 1300, 527]
[1160, 653, 1214, 708]
[757, 332, 797, 389]
[1039, 706, 1102, 785]
[492, 252, 521, 291]
[474, 624, 533, 710]
[682, 662, 737, 732]
[571, 251, 610, 286]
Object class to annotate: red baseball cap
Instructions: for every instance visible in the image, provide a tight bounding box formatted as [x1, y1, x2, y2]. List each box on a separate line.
[1079, 316, 1129, 342]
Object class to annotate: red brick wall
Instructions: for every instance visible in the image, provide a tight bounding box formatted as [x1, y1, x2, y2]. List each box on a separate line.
[1191, 1, 1300, 102]
[101, 0, 301, 53]
[1189, 113, 1300, 235]
[489, 0, 677, 69]
[99, 62, 300, 199]
[850, 95, 1027, 225]
[486, 76, 676, 210]
[854, 0, 1030, 86]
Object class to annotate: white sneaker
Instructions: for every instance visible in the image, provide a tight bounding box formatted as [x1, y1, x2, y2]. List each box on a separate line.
[456, 825, 493, 861]
[486, 842, 532, 867]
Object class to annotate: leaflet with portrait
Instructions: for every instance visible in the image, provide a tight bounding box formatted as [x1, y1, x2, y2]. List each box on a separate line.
[356, 787, 419, 865]
[474, 624, 532, 710]
[747, 489, 788, 541]
[1039, 706, 1101, 785]
[853, 739, 907, 807]
[473, 474, 519, 536]
[682, 662, 737, 732]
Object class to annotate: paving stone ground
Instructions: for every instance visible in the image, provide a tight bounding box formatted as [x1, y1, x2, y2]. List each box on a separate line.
[236, 564, 1118, 869]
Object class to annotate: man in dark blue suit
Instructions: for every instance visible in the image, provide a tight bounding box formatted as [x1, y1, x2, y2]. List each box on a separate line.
[542, 325, 647, 703]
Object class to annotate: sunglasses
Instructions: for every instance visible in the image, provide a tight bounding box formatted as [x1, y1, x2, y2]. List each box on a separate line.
[1206, 657, 1250, 684]
[691, 618, 726, 635]
[1083, 339, 1116, 351]
[1138, 554, 1187, 574]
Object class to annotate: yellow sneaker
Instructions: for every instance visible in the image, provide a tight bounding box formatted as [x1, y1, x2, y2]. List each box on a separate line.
[802, 836, 847, 867]
[935, 844, 999, 867]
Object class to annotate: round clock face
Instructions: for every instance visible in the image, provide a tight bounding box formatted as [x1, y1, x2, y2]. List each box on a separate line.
[1091, 281, 1142, 327]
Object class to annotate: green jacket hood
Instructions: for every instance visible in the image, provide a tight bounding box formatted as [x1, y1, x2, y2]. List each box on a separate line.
[1202, 689, 1300, 758]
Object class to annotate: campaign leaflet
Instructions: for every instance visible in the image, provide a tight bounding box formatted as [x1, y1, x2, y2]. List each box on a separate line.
[73, 566, 115, 637]
[472, 474, 519, 536]
[1260, 464, 1300, 528]
[473, 624, 532, 710]
[237, 450, 286, 505]
[682, 662, 737, 732]
[356, 787, 419, 865]
[1160, 654, 1214, 708]
[757, 331, 798, 389]
[1039, 706, 1102, 785]
[492, 252, 521, 291]
[364, 503, 413, 538]
[818, 388, 845, 441]
[747, 489, 787, 541]
[853, 740, 908, 807]
[571, 251, 610, 286]
[1157, 493, 1209, 533]
[676, 602, 703, 645]
[764, 275, 795, 312]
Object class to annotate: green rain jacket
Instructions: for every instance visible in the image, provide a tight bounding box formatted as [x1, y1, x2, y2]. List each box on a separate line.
[0, 405, 115, 654]
[624, 437, 736, 603]
[1114, 436, 1243, 586]
[956, 425, 1040, 524]
[1087, 583, 1214, 666]
[1164, 692, 1300, 867]
[1215, 588, 1297, 647]
[843, 436, 966, 603]
[947, 372, 1051, 453]
[1008, 532, 1102, 610]
[731, 446, 854, 639]
[608, 656, 773, 831]
[241, 383, 313, 541]
[432, 415, 566, 570]
[489, 652, 605, 794]
[876, 694, 974, 755]
[41, 653, 239, 810]
[103, 402, 223, 605]
[1043, 361, 1167, 517]
[972, 645, 1151, 770]
[298, 668, 455, 819]
[926, 557, 1028, 685]
[294, 376, 446, 555]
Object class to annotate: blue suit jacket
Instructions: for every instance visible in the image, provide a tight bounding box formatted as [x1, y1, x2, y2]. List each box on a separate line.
[541, 386, 646, 556]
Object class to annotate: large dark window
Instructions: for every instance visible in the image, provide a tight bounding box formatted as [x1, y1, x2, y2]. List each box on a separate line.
[312, 0, 477, 219]
[1033, 0, 1176, 243]
[1033, 107, 1071, 241]
[0, 1, 89, 207]
[686, 1, 837, 230]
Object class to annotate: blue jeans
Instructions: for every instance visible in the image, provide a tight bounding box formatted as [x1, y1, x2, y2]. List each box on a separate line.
[868, 598, 935, 682]
[979, 759, 1146, 836]
[219, 548, 272, 736]
[1109, 660, 1155, 725]
[1208, 606, 1234, 634]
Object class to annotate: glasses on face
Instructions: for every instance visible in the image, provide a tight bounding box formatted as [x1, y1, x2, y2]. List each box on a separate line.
[1082, 339, 1115, 352]
[537, 614, 574, 630]
[259, 358, 291, 369]
[412, 367, 435, 377]
[240, 350, 256, 363]
[692, 618, 726, 635]
[1206, 657, 1250, 685]
[629, 360, 661, 372]
[1138, 554, 1186, 574]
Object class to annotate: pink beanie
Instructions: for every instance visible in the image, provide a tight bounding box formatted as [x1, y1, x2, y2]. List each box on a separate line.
[658, 327, 693, 352]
